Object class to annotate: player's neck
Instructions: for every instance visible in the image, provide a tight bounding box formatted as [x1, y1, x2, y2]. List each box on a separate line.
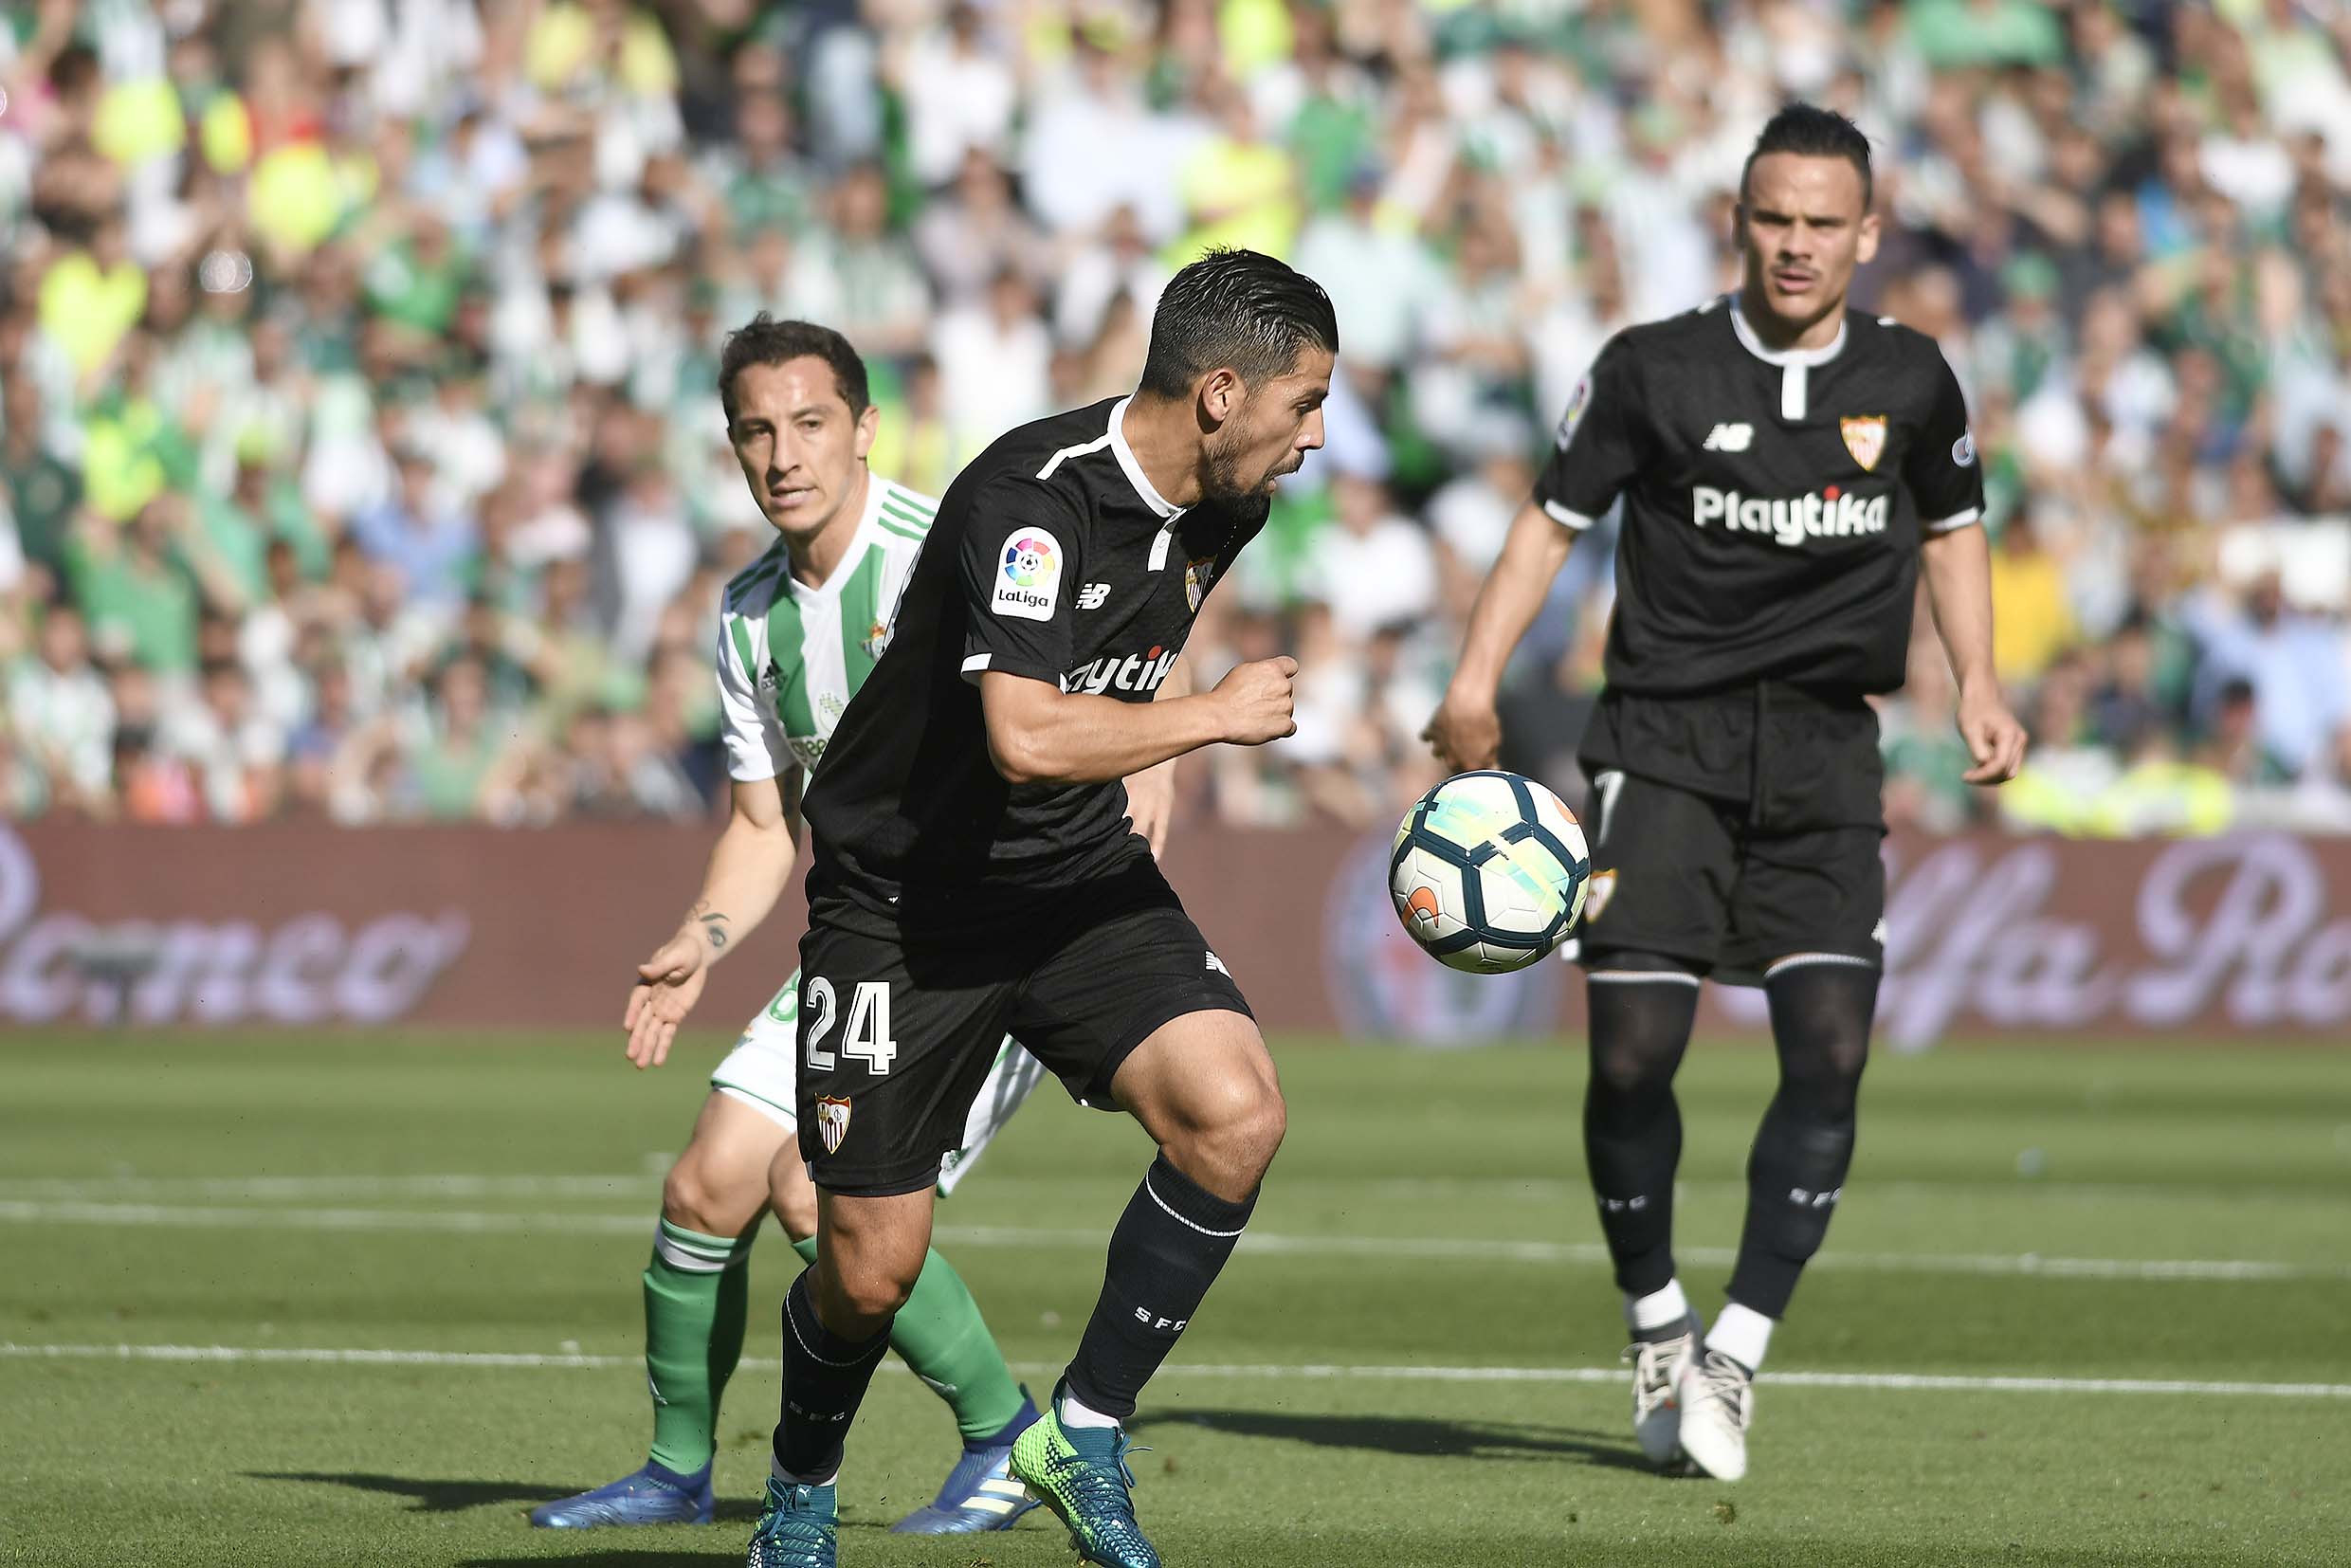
[1736, 282, 1845, 355]
[782, 465, 872, 589]
[1119, 394, 1206, 511]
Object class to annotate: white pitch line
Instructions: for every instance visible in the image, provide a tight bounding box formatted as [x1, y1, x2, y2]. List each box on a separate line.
[4, 1199, 2344, 1285]
[5, 1342, 2347, 1400]
[12, 1172, 2346, 1207]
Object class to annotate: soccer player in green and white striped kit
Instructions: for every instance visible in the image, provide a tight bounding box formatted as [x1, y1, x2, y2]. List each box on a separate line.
[533, 318, 1169, 1532]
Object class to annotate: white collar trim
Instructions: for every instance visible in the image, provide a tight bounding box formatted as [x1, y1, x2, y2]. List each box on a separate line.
[1107, 396, 1186, 521]
[1728, 294, 1848, 368]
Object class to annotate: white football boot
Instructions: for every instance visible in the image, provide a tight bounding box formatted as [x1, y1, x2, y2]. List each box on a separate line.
[1625, 1326, 1697, 1465]
[1674, 1346, 1754, 1482]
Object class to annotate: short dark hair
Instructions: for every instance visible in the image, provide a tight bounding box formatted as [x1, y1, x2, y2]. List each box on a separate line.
[1741, 102, 1873, 210]
[1138, 247, 1339, 400]
[720, 314, 869, 420]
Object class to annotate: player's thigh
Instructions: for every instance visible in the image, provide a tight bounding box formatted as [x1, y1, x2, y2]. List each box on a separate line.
[665, 1090, 795, 1236]
[812, 1185, 939, 1327]
[1720, 825, 1886, 986]
[1105, 1007, 1282, 1162]
[795, 919, 1021, 1198]
[937, 1039, 1051, 1198]
[1576, 772, 1740, 975]
[766, 1139, 818, 1242]
[1006, 858, 1255, 1114]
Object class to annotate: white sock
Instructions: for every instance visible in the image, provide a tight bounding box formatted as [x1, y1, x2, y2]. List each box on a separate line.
[773, 1454, 840, 1488]
[1626, 1278, 1692, 1335]
[1058, 1387, 1121, 1431]
[1706, 1302, 1775, 1372]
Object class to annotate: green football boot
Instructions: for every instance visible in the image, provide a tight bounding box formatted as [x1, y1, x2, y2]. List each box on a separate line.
[1007, 1384, 1160, 1568]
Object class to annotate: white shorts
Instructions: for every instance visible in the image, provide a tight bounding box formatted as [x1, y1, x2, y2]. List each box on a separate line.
[711, 971, 1048, 1197]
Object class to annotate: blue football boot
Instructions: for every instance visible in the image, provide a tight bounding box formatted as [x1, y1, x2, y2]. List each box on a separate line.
[528, 1459, 713, 1528]
[888, 1393, 1044, 1532]
[747, 1477, 837, 1567]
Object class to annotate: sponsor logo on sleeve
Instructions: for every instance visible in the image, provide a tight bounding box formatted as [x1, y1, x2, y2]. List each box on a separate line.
[992, 528, 1064, 621]
[1952, 430, 1977, 468]
[1554, 375, 1590, 447]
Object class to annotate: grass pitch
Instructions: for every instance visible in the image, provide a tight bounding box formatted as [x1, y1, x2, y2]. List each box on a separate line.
[4, 1032, 2348, 1566]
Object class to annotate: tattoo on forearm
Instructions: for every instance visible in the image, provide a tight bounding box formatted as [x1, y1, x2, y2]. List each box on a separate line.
[687, 902, 732, 951]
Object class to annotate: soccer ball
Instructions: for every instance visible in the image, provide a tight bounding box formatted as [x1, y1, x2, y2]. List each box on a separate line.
[1390, 771, 1592, 974]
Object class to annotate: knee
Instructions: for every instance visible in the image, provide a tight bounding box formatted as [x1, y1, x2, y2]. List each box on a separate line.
[1589, 1042, 1673, 1101]
[1779, 1040, 1868, 1120]
[662, 1151, 760, 1238]
[818, 1245, 921, 1327]
[1167, 1077, 1286, 1192]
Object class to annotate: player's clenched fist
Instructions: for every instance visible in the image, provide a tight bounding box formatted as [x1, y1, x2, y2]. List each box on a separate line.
[1212, 655, 1298, 744]
[1423, 691, 1502, 773]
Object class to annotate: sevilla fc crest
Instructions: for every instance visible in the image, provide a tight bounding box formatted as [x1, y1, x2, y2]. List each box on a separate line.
[1186, 556, 1217, 612]
[1581, 869, 1617, 923]
[1840, 415, 1888, 471]
[815, 1096, 851, 1155]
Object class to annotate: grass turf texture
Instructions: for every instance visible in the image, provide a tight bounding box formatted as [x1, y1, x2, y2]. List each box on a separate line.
[3, 1034, 2347, 1567]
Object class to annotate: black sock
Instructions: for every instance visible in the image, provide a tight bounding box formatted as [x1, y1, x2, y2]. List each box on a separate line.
[771, 1268, 893, 1481]
[1582, 970, 1700, 1296]
[1065, 1155, 1255, 1420]
[1729, 960, 1877, 1318]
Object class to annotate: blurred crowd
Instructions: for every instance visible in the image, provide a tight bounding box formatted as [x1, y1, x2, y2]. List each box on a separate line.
[3, 0, 2350, 837]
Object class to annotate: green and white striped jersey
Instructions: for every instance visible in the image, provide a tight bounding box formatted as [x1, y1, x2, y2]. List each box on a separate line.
[716, 473, 939, 782]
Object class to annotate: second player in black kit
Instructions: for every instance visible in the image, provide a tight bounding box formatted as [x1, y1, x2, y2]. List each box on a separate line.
[1430, 103, 2026, 1486]
[751, 249, 1335, 1568]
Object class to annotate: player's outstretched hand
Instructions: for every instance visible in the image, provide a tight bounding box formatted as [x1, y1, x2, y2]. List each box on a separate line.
[1212, 656, 1298, 745]
[1957, 685, 2028, 785]
[1423, 690, 1502, 773]
[623, 932, 710, 1069]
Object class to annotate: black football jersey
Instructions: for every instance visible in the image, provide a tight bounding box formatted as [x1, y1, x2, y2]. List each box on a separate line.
[803, 396, 1265, 925]
[1534, 294, 1983, 698]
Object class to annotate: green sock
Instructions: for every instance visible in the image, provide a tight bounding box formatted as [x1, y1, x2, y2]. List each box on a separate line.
[642, 1218, 752, 1474]
[785, 1237, 1025, 1443]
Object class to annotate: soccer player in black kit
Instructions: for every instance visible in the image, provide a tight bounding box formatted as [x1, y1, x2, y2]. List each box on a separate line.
[1428, 104, 2028, 1483]
[744, 249, 1332, 1568]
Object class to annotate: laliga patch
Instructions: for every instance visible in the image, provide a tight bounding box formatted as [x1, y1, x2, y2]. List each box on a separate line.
[993, 527, 1064, 621]
[1952, 430, 1977, 468]
[1841, 415, 1888, 471]
[1555, 375, 1591, 447]
[815, 1095, 852, 1155]
[1580, 869, 1617, 923]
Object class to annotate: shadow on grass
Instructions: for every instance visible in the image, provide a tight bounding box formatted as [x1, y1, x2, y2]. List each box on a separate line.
[1129, 1408, 1662, 1471]
[246, 1470, 765, 1522]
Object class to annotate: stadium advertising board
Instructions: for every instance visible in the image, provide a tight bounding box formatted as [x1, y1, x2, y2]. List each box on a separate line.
[5, 822, 2349, 1047]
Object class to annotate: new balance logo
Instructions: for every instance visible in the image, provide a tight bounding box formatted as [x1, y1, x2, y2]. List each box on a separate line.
[1702, 422, 1754, 452]
[1205, 951, 1230, 976]
[1077, 582, 1111, 611]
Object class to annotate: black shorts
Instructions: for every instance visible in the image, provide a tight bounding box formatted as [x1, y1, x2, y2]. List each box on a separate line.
[1574, 686, 1886, 986]
[794, 853, 1253, 1195]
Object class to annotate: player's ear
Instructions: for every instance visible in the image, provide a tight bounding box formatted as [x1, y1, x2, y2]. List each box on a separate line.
[1199, 367, 1243, 426]
[853, 401, 881, 460]
[1856, 210, 1881, 266]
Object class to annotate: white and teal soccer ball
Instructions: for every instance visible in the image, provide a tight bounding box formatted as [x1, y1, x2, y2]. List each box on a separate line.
[1390, 771, 1592, 974]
